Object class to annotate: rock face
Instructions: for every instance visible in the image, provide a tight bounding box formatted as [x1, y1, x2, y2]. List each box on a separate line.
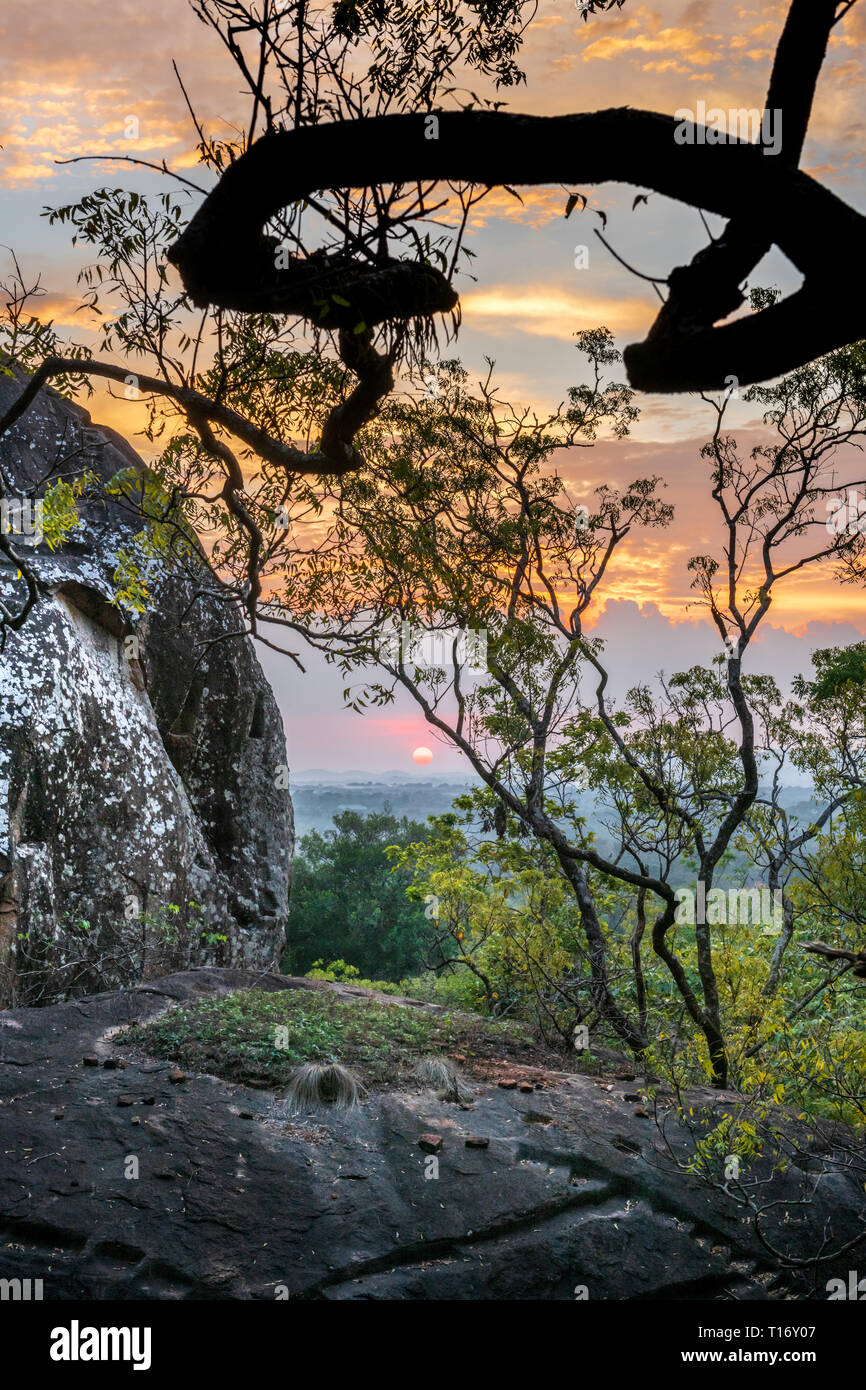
[0, 377, 293, 1004]
[0, 967, 863, 1301]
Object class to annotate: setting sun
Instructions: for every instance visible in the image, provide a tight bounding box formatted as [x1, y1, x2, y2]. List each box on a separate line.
[412, 746, 433, 765]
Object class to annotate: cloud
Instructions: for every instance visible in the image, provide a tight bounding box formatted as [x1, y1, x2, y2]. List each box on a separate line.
[0, 0, 863, 778]
[0, 159, 57, 186]
[461, 186, 572, 230]
[19, 290, 105, 330]
[461, 284, 651, 339]
[556, 428, 866, 637]
[588, 598, 864, 700]
[0, 0, 240, 189]
[255, 595, 866, 774]
[581, 26, 720, 68]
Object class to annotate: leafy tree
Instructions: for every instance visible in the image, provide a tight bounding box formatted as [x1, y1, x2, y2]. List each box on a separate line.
[391, 799, 622, 1040]
[0, 0, 532, 644]
[283, 809, 433, 979]
[276, 335, 866, 1087]
[3, 0, 866, 1094]
[4, 2, 866, 650]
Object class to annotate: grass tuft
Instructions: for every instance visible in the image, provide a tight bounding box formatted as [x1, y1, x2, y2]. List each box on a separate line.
[412, 1055, 472, 1102]
[286, 1060, 365, 1110]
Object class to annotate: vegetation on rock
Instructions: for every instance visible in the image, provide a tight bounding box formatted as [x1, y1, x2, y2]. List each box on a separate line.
[125, 985, 534, 1091]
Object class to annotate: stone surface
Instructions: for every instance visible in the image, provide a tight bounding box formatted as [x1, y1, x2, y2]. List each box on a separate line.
[0, 375, 293, 1003]
[0, 967, 863, 1301]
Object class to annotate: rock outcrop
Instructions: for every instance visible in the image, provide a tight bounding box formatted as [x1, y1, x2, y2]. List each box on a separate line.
[0, 967, 863, 1301]
[0, 376, 293, 1003]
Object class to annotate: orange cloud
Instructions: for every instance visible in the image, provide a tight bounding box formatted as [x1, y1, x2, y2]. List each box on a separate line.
[461, 284, 652, 339]
[459, 185, 573, 230]
[581, 27, 720, 68]
[25, 291, 103, 330]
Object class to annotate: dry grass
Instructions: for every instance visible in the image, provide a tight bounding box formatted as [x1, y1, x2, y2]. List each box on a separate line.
[412, 1055, 473, 1102]
[286, 1061, 366, 1110]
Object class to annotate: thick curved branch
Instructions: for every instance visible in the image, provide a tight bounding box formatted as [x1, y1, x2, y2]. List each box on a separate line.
[170, 242, 458, 328]
[167, 105, 866, 393]
[634, 0, 846, 389]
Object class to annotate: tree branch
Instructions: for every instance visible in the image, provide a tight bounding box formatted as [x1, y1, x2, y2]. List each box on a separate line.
[167, 104, 866, 393]
[0, 353, 389, 476]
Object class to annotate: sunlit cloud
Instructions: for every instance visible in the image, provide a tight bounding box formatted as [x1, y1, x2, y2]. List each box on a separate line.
[25, 290, 103, 330]
[581, 27, 720, 68]
[461, 284, 651, 339]
[0, 0, 863, 757]
[463, 186, 571, 230]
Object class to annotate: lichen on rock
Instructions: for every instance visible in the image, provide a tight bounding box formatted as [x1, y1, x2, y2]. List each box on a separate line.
[0, 373, 293, 1003]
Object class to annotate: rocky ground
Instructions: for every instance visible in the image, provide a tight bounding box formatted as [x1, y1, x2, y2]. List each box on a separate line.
[0, 968, 862, 1300]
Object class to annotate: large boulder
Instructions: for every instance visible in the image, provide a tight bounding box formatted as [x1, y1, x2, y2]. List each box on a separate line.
[0, 967, 863, 1301]
[0, 375, 293, 1003]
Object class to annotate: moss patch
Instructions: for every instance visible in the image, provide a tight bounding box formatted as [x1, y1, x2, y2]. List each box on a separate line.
[119, 986, 535, 1091]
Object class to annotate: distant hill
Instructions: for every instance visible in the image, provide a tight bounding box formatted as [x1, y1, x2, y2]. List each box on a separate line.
[290, 774, 824, 876]
[290, 775, 476, 837]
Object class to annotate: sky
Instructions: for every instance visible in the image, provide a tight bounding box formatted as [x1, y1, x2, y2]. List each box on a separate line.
[2, 0, 866, 772]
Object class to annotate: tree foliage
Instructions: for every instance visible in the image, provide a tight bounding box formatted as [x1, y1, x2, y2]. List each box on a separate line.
[284, 809, 434, 979]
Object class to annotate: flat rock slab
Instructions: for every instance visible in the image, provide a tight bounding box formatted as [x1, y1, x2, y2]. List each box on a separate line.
[0, 969, 861, 1300]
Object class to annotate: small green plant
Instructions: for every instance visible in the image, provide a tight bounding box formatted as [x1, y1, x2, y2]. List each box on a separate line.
[305, 959, 402, 994]
[4, 899, 222, 1006]
[121, 985, 533, 1091]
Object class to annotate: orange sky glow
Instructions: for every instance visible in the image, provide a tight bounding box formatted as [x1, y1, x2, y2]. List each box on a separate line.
[2, 0, 865, 766]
